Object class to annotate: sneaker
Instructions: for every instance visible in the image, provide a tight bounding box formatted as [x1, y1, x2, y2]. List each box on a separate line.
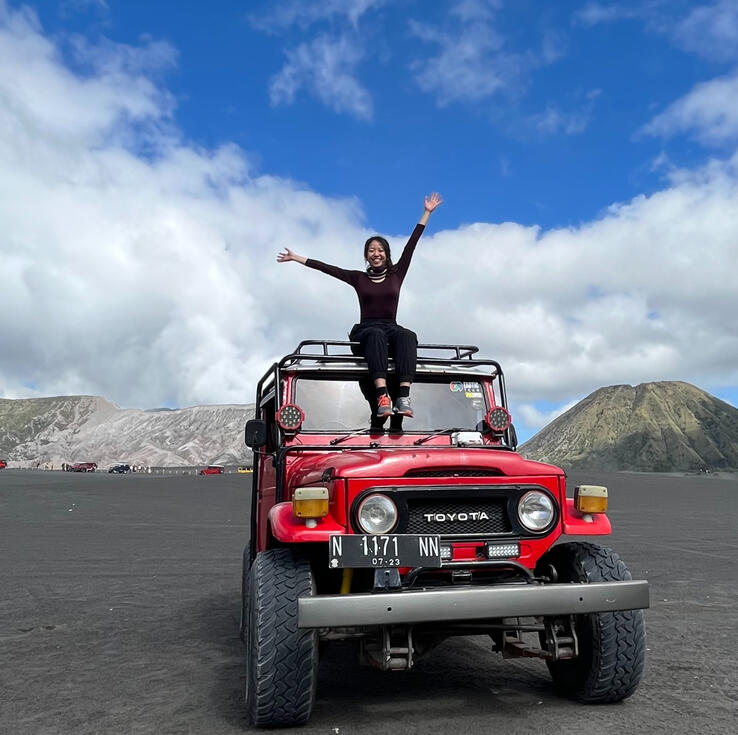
[376, 393, 393, 417]
[394, 396, 413, 417]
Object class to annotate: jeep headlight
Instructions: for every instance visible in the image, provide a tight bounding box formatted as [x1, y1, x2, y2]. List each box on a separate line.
[518, 490, 554, 531]
[357, 494, 397, 534]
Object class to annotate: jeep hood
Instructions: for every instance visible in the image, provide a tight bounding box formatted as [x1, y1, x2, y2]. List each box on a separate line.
[289, 448, 563, 486]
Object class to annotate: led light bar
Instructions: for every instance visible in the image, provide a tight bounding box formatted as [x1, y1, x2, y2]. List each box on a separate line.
[485, 542, 521, 558]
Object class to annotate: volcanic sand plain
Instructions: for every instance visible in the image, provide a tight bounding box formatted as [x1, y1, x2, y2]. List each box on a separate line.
[1, 468, 736, 734]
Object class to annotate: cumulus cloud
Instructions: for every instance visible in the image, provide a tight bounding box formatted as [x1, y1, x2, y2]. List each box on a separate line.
[642, 71, 738, 144]
[269, 34, 373, 120]
[2, 3, 738, 443]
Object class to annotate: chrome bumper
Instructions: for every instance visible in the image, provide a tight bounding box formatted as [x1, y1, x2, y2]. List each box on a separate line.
[298, 580, 649, 629]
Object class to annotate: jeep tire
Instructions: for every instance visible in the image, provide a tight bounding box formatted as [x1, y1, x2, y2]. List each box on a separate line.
[238, 545, 250, 642]
[244, 549, 318, 727]
[538, 542, 646, 703]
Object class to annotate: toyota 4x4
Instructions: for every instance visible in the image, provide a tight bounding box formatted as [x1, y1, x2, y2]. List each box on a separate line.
[241, 340, 649, 727]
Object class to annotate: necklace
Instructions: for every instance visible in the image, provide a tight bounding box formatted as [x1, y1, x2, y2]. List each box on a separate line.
[367, 266, 387, 282]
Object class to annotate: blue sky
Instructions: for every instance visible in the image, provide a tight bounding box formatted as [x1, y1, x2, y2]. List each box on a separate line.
[34, 0, 724, 232]
[2, 0, 738, 442]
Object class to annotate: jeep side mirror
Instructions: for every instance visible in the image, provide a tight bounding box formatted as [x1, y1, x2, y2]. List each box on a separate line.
[245, 419, 267, 449]
[506, 424, 518, 450]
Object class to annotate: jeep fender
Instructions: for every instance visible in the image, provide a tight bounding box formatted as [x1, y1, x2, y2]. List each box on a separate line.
[268, 502, 346, 543]
[561, 497, 611, 535]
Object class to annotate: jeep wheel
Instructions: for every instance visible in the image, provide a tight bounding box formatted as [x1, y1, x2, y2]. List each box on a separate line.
[238, 545, 250, 642]
[244, 549, 318, 727]
[538, 542, 646, 703]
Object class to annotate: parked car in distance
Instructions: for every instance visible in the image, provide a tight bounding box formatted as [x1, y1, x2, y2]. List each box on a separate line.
[200, 465, 224, 475]
[237, 466, 253, 474]
[109, 464, 131, 474]
[70, 462, 97, 472]
[0, 459, 7, 469]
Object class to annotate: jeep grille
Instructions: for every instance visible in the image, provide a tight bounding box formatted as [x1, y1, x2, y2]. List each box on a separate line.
[405, 499, 511, 535]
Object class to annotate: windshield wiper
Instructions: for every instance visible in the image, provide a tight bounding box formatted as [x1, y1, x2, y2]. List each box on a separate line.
[330, 428, 376, 446]
[413, 428, 466, 446]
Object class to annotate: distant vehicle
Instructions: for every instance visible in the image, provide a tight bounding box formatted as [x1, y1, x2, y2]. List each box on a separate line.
[0, 459, 7, 469]
[70, 462, 97, 472]
[200, 465, 224, 475]
[109, 464, 131, 474]
[237, 466, 253, 474]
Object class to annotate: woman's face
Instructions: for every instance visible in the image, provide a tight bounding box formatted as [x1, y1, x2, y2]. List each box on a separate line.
[366, 240, 387, 268]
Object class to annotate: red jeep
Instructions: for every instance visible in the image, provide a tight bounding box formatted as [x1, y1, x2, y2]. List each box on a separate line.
[241, 340, 649, 727]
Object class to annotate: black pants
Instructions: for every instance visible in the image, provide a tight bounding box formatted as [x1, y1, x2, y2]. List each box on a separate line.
[349, 319, 417, 382]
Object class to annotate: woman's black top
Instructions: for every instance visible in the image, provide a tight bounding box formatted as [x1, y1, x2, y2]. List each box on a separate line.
[305, 224, 425, 322]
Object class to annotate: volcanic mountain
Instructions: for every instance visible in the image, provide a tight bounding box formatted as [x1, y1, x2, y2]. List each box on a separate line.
[520, 381, 738, 472]
[0, 395, 254, 469]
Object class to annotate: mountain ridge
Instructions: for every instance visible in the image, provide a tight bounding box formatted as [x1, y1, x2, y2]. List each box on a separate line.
[520, 381, 738, 472]
[0, 395, 254, 468]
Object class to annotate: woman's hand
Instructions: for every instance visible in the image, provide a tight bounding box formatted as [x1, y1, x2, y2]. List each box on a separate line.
[277, 247, 300, 263]
[424, 192, 443, 213]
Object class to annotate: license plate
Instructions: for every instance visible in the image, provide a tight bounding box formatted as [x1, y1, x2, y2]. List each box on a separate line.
[329, 534, 441, 569]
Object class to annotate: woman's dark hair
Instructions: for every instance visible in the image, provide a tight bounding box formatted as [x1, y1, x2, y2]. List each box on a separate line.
[364, 235, 393, 269]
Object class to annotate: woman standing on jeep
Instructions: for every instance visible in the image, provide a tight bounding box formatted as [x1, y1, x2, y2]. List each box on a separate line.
[277, 192, 443, 419]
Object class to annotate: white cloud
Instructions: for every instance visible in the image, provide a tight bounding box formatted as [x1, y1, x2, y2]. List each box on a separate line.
[2, 2, 738, 433]
[269, 34, 373, 120]
[642, 70, 738, 144]
[517, 399, 579, 432]
[250, 0, 389, 32]
[526, 90, 601, 136]
[572, 3, 643, 27]
[410, 1, 564, 106]
[673, 0, 738, 62]
[574, 1, 738, 63]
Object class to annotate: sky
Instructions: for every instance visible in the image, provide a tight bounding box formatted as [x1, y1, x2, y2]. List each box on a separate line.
[1, 0, 738, 444]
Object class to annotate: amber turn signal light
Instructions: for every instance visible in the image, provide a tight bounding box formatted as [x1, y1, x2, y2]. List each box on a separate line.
[293, 487, 329, 519]
[574, 485, 608, 514]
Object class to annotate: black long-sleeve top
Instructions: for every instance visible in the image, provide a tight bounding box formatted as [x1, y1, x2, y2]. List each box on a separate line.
[305, 224, 425, 322]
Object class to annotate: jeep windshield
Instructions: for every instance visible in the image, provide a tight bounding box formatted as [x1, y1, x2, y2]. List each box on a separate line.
[294, 377, 488, 432]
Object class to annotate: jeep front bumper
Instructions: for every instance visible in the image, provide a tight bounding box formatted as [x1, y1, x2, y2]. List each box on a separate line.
[297, 580, 649, 628]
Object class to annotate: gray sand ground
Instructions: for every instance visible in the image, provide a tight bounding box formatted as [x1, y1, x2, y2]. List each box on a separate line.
[1, 468, 736, 734]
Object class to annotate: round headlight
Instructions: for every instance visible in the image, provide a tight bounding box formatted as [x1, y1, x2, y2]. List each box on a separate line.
[357, 494, 397, 534]
[518, 490, 555, 531]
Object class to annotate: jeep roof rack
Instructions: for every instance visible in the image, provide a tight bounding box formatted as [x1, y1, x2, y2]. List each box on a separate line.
[292, 340, 480, 360]
[281, 340, 500, 372]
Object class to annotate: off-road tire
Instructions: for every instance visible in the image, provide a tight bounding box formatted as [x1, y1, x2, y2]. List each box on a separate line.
[244, 549, 318, 727]
[238, 545, 250, 642]
[538, 542, 646, 703]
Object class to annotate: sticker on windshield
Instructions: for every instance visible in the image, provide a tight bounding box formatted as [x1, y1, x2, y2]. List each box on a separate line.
[449, 381, 464, 392]
[463, 381, 483, 398]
